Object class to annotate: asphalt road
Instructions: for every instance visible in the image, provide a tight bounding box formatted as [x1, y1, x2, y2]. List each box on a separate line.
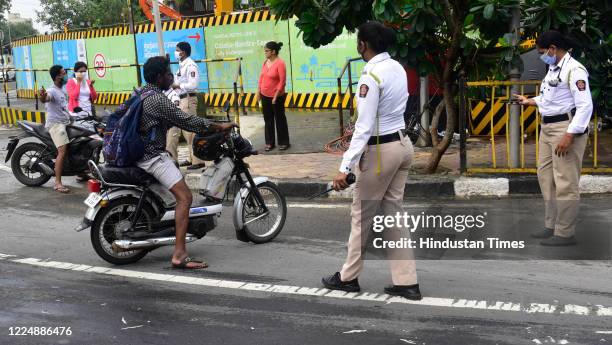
[0, 128, 611, 345]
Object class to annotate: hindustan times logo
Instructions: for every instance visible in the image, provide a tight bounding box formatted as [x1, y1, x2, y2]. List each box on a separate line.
[372, 211, 487, 233]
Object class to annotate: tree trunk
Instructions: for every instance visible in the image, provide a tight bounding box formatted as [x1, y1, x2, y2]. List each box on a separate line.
[425, 0, 464, 174]
[429, 100, 446, 147]
[426, 85, 457, 173]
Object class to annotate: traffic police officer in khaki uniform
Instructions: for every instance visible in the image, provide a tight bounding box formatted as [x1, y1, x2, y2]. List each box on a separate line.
[321, 21, 421, 300]
[514, 31, 593, 246]
[167, 41, 207, 170]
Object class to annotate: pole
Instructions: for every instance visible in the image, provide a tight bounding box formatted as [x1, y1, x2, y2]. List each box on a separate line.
[416, 75, 431, 147]
[509, 6, 521, 168]
[337, 77, 344, 136]
[459, 75, 467, 173]
[127, 0, 142, 86]
[152, 0, 165, 56]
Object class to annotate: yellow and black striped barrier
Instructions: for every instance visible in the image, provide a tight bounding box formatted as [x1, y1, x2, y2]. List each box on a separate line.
[13, 10, 275, 47]
[0, 107, 46, 126]
[469, 98, 539, 135]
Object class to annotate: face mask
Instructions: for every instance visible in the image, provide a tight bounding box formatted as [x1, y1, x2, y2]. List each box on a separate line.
[61, 75, 68, 85]
[174, 51, 182, 60]
[540, 49, 556, 65]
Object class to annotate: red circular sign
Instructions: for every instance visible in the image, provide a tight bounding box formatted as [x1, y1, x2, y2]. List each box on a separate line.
[94, 53, 106, 78]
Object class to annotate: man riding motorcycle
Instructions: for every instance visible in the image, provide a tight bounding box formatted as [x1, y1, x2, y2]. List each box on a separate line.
[138, 56, 235, 269]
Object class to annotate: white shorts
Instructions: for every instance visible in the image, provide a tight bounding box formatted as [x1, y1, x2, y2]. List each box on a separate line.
[137, 152, 183, 189]
[48, 123, 70, 148]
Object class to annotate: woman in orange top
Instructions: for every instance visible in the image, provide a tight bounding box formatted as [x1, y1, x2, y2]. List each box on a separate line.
[257, 41, 290, 151]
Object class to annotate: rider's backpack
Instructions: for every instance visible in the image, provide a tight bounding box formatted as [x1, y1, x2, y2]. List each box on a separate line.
[102, 90, 156, 167]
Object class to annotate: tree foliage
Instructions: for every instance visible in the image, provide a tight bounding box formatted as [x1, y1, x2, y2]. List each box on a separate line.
[268, 0, 611, 172]
[0, 21, 39, 47]
[36, 0, 148, 32]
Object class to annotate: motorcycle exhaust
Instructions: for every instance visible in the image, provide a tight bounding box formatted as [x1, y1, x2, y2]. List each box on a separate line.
[112, 235, 197, 252]
[27, 157, 55, 176]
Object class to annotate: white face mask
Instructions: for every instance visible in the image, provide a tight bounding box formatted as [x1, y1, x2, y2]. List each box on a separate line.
[75, 71, 88, 80]
[174, 51, 182, 60]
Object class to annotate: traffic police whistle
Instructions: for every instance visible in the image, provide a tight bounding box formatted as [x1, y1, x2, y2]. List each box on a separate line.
[307, 173, 356, 200]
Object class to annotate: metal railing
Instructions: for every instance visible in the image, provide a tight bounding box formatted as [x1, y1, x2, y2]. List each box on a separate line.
[3, 57, 245, 125]
[458, 78, 611, 174]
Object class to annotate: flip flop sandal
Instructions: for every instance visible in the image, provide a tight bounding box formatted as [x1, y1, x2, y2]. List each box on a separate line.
[171, 257, 208, 269]
[54, 185, 70, 193]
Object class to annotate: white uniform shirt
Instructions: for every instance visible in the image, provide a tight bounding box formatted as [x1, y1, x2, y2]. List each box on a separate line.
[164, 88, 181, 107]
[174, 57, 200, 95]
[532, 53, 593, 134]
[339, 52, 408, 173]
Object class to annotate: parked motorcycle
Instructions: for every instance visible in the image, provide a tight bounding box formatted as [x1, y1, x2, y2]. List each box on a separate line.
[76, 127, 287, 265]
[4, 111, 107, 187]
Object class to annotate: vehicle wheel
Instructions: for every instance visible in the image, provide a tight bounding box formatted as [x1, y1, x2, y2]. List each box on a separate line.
[241, 181, 287, 244]
[90, 197, 155, 265]
[10, 142, 53, 186]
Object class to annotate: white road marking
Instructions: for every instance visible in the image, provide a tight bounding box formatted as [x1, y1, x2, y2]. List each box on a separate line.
[343, 330, 367, 334]
[3, 253, 612, 318]
[596, 331, 612, 334]
[288, 203, 349, 209]
[0, 164, 11, 173]
[121, 325, 144, 330]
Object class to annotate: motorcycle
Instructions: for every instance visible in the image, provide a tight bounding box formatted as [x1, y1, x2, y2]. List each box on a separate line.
[75, 126, 288, 265]
[4, 110, 107, 187]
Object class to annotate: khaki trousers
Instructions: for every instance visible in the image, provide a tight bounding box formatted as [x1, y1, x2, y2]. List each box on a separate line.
[166, 96, 205, 165]
[537, 120, 588, 237]
[340, 133, 418, 286]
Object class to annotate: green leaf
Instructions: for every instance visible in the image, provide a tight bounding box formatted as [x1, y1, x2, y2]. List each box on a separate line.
[483, 4, 495, 20]
[464, 13, 474, 26]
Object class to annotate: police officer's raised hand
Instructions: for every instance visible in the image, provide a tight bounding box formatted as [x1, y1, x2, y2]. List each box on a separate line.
[332, 172, 349, 191]
[555, 133, 574, 157]
[512, 94, 536, 106]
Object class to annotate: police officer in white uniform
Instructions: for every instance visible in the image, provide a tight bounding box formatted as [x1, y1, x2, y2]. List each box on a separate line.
[167, 41, 206, 170]
[514, 31, 592, 246]
[321, 22, 421, 300]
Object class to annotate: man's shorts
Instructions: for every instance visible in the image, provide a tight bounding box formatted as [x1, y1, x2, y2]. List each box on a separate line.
[137, 152, 183, 190]
[48, 123, 70, 148]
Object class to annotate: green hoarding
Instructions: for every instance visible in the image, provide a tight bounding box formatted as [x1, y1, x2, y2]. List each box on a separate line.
[205, 21, 290, 93]
[30, 42, 54, 89]
[288, 19, 364, 94]
[86, 35, 138, 92]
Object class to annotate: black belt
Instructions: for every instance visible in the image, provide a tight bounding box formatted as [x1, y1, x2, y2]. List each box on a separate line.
[542, 113, 570, 124]
[541, 109, 587, 135]
[367, 131, 403, 145]
[179, 92, 197, 99]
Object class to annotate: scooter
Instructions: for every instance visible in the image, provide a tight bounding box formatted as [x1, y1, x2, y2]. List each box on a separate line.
[75, 127, 287, 265]
[4, 111, 106, 187]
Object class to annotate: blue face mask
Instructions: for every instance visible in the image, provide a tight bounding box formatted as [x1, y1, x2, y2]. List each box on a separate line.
[60, 74, 69, 85]
[540, 51, 556, 65]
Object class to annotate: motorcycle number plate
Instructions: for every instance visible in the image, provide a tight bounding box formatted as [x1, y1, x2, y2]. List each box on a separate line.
[84, 193, 102, 208]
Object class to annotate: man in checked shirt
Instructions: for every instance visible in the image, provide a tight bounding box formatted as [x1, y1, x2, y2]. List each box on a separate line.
[138, 56, 236, 269]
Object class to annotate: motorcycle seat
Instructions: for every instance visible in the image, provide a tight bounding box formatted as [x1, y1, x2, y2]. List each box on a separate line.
[66, 125, 94, 138]
[99, 165, 157, 186]
[22, 121, 51, 140]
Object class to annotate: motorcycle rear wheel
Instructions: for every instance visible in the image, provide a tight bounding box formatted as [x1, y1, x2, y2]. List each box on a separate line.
[10, 142, 53, 186]
[91, 197, 154, 265]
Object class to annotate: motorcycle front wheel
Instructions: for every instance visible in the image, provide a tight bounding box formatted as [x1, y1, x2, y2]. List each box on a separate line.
[241, 181, 287, 244]
[90, 197, 153, 265]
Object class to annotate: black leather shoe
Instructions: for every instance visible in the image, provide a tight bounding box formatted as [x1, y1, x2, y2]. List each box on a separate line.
[384, 284, 422, 300]
[531, 228, 554, 239]
[540, 235, 577, 246]
[321, 272, 360, 292]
